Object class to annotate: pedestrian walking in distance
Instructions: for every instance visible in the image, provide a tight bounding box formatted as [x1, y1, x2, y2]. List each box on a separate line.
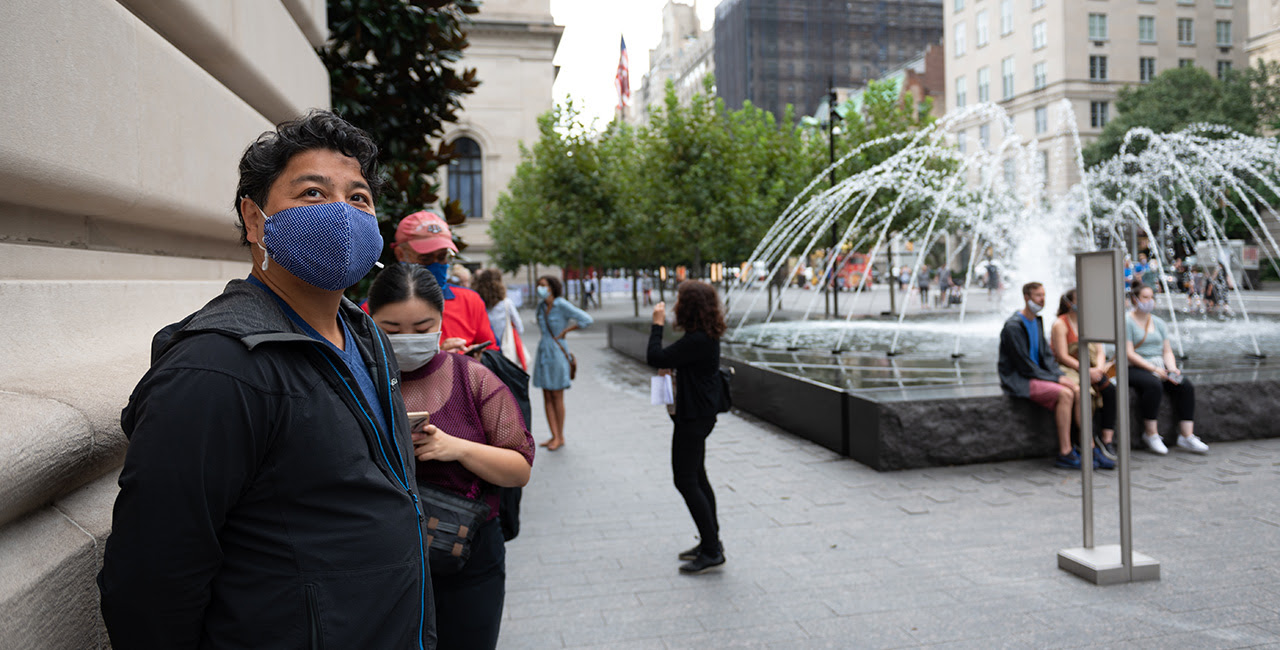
[646, 280, 727, 574]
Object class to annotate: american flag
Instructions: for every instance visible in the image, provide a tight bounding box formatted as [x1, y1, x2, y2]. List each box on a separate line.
[615, 36, 630, 110]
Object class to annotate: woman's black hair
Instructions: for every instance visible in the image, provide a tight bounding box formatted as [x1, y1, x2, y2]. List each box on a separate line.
[538, 275, 563, 298]
[233, 110, 384, 245]
[367, 263, 445, 315]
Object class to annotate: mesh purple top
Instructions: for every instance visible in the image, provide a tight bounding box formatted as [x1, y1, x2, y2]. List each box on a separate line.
[402, 351, 534, 519]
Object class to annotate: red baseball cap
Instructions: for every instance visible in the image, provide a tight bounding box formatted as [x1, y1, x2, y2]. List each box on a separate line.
[393, 211, 458, 255]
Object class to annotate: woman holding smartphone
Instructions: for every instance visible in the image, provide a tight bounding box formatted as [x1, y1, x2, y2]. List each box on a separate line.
[367, 263, 534, 650]
[1126, 282, 1208, 455]
[646, 280, 727, 575]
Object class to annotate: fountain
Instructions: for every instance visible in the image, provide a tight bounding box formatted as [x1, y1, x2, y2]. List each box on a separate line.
[610, 101, 1280, 469]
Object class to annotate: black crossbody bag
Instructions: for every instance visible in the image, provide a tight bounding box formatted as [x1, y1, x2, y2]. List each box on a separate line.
[416, 481, 491, 576]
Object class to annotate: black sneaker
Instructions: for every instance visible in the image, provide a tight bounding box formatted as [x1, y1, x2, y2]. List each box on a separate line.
[678, 541, 721, 561]
[1095, 435, 1117, 461]
[679, 551, 725, 575]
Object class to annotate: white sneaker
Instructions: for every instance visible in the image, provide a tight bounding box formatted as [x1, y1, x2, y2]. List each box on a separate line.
[1143, 433, 1169, 455]
[1177, 434, 1209, 454]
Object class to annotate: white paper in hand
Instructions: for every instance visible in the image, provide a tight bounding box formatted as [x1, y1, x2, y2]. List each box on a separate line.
[650, 375, 674, 405]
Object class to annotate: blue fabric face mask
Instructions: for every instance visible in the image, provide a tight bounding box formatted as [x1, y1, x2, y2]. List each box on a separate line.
[536, 285, 550, 300]
[425, 262, 455, 299]
[257, 202, 383, 291]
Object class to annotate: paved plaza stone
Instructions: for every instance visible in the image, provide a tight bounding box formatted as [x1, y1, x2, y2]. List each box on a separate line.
[499, 299, 1280, 649]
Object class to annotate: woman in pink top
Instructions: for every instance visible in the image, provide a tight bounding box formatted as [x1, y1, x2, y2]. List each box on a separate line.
[368, 263, 534, 650]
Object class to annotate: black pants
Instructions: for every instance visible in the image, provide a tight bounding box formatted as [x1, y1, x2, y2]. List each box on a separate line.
[1097, 380, 1117, 430]
[1128, 366, 1195, 422]
[432, 517, 506, 650]
[671, 415, 720, 551]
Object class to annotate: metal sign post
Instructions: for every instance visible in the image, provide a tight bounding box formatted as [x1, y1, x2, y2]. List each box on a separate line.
[1057, 250, 1160, 585]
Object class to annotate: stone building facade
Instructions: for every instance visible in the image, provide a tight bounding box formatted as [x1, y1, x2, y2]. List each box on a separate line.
[945, 0, 1249, 193]
[0, 1, 329, 645]
[630, 1, 717, 127]
[437, 0, 563, 266]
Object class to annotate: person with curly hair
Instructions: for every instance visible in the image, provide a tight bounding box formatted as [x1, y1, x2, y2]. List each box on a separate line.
[646, 280, 728, 574]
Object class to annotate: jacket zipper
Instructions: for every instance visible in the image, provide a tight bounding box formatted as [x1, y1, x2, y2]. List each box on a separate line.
[305, 584, 323, 650]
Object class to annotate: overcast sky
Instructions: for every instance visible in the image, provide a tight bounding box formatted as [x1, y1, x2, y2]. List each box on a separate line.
[549, 0, 723, 128]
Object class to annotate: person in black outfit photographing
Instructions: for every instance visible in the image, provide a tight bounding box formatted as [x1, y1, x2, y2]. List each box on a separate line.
[646, 280, 727, 574]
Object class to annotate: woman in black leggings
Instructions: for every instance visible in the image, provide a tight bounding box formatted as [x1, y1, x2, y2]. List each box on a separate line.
[1126, 283, 1208, 454]
[646, 280, 727, 574]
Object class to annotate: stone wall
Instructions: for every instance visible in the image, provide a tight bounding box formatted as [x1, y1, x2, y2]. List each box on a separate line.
[0, 1, 328, 646]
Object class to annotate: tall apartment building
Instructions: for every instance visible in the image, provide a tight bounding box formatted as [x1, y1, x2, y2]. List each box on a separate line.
[946, 0, 1248, 192]
[715, 0, 944, 120]
[631, 1, 716, 126]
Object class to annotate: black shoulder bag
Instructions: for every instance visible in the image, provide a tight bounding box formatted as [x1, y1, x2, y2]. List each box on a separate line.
[480, 349, 531, 541]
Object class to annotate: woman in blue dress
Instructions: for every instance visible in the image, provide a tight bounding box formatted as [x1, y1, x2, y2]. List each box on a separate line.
[531, 275, 593, 450]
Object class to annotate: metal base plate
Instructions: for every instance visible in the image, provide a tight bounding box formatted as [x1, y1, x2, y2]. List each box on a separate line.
[1057, 544, 1160, 585]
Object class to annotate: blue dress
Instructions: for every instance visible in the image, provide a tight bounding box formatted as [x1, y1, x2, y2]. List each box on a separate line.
[532, 297, 594, 390]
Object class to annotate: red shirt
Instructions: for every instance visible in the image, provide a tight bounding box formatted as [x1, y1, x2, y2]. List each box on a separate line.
[442, 286, 499, 350]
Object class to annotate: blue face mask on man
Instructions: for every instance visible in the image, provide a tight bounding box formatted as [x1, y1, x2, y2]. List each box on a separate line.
[424, 262, 455, 299]
[256, 202, 383, 291]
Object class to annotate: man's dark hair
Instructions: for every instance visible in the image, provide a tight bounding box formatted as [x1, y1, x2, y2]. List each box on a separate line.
[1022, 281, 1043, 299]
[367, 263, 445, 315]
[538, 275, 564, 299]
[233, 110, 384, 245]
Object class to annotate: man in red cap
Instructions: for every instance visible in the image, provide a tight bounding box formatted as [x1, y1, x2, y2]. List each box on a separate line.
[388, 211, 498, 354]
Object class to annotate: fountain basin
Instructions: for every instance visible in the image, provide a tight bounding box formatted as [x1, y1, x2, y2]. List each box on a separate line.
[610, 321, 1280, 470]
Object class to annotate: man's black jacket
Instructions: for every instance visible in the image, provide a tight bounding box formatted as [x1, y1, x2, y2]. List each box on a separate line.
[98, 279, 435, 649]
[997, 310, 1063, 398]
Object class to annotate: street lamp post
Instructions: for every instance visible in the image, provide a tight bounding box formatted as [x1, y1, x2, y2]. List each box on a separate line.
[827, 78, 840, 319]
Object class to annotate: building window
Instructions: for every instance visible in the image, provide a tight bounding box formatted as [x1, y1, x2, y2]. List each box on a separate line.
[1003, 158, 1016, 186]
[1216, 21, 1232, 47]
[1140, 57, 1157, 82]
[955, 21, 967, 56]
[1179, 58, 1195, 68]
[1033, 61, 1047, 90]
[1032, 0, 1044, 9]
[956, 76, 967, 107]
[1177, 0, 1195, 4]
[1214, 0, 1232, 5]
[1001, 0, 1014, 35]
[955, 0, 964, 11]
[957, 131, 967, 154]
[1218, 60, 1233, 78]
[1033, 21, 1047, 50]
[1040, 150, 1050, 184]
[976, 10, 989, 47]
[1002, 57, 1016, 100]
[1178, 18, 1195, 45]
[978, 67, 990, 102]
[1139, 17, 1156, 43]
[979, 123, 991, 149]
[448, 136, 483, 218]
[1090, 101, 1109, 128]
[1089, 55, 1108, 81]
[1089, 14, 1108, 41]
[1035, 106, 1048, 134]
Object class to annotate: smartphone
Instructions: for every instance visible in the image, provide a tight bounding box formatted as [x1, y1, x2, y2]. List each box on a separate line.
[1167, 370, 1183, 385]
[464, 341, 492, 355]
[407, 411, 430, 434]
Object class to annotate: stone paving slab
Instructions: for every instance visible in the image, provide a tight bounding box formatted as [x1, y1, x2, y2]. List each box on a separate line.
[499, 304, 1280, 649]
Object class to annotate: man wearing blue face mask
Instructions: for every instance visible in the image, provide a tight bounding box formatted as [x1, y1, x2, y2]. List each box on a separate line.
[388, 211, 499, 356]
[98, 111, 436, 649]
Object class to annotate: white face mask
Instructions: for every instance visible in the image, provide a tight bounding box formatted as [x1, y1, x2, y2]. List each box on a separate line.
[1026, 299, 1044, 315]
[387, 332, 441, 372]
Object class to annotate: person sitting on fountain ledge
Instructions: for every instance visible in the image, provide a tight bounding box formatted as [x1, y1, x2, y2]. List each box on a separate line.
[998, 282, 1112, 470]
